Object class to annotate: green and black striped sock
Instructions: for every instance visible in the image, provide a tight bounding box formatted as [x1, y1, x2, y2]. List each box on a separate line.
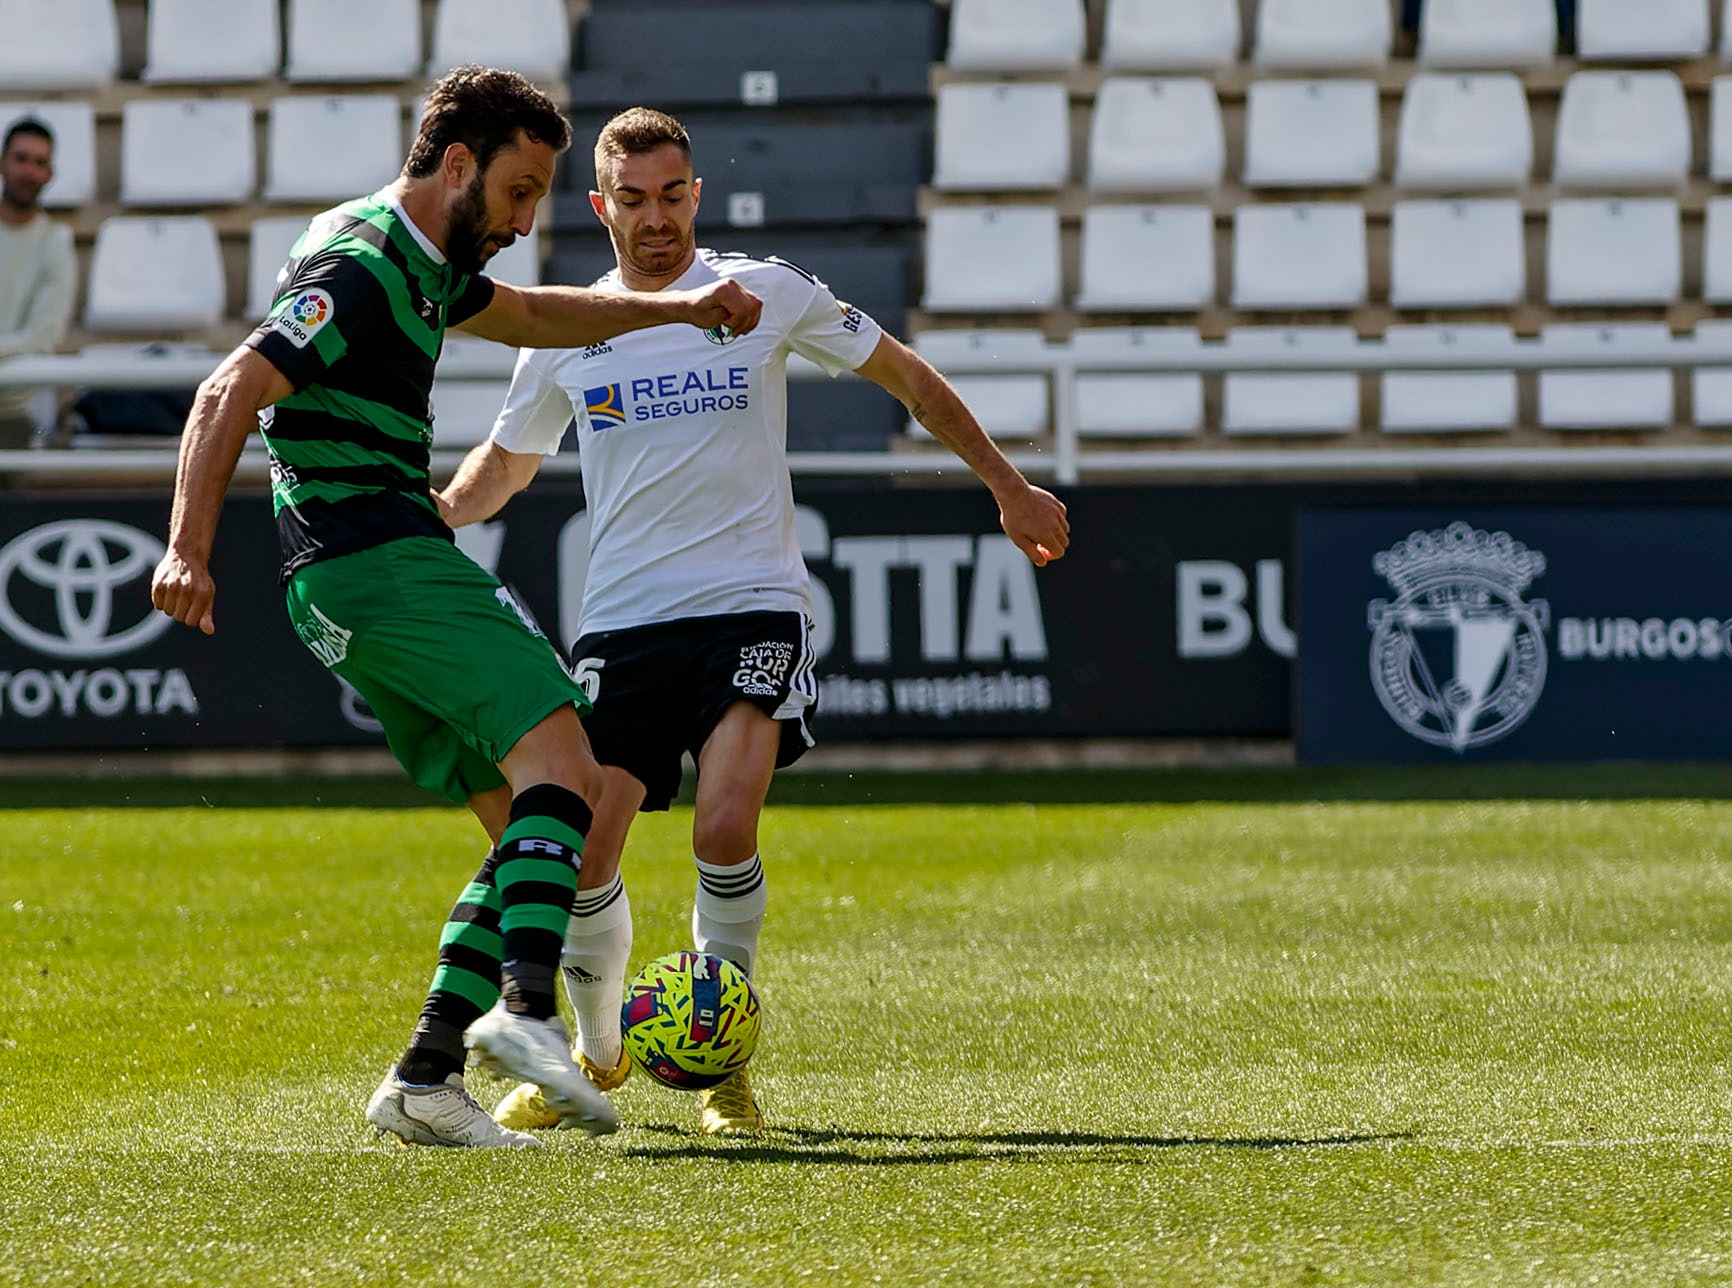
[398, 848, 503, 1086]
[496, 783, 589, 1020]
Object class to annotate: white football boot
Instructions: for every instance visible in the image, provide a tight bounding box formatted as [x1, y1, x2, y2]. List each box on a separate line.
[465, 1005, 620, 1136]
[365, 1066, 540, 1148]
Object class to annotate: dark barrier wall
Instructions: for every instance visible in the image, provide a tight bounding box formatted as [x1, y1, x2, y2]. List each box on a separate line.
[0, 479, 1726, 750]
[1297, 507, 1732, 764]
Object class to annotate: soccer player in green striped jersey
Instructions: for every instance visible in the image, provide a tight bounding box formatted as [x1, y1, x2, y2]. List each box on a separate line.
[149, 67, 762, 1149]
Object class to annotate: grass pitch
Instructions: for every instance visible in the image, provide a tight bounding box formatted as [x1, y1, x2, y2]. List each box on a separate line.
[3, 768, 1732, 1285]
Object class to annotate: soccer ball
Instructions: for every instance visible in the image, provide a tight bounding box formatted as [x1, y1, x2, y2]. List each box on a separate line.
[621, 950, 761, 1090]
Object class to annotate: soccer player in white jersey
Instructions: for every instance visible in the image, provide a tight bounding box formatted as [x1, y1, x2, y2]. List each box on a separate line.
[435, 107, 1070, 1134]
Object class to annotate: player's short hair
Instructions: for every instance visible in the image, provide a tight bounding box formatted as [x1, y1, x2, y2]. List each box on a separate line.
[593, 107, 691, 187]
[404, 66, 570, 179]
[3, 116, 53, 155]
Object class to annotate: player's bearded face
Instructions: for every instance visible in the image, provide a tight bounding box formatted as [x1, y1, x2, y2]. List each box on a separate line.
[447, 169, 507, 276]
[621, 199, 692, 276]
[595, 144, 699, 282]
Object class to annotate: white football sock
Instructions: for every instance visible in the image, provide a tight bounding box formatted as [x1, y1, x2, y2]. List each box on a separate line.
[692, 854, 767, 978]
[561, 875, 631, 1069]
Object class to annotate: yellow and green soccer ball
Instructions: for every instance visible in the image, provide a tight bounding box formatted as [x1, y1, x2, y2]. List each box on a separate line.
[621, 950, 761, 1090]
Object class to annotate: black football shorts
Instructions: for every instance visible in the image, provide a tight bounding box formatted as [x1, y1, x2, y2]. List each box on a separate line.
[569, 610, 818, 811]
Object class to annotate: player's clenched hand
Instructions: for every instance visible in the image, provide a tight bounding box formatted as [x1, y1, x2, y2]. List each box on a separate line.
[673, 280, 763, 340]
[998, 484, 1070, 567]
[151, 549, 216, 635]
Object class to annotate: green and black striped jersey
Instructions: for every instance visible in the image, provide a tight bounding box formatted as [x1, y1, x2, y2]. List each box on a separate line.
[246, 191, 495, 581]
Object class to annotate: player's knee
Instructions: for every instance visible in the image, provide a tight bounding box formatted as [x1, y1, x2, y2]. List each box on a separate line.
[692, 805, 760, 865]
[503, 708, 605, 804]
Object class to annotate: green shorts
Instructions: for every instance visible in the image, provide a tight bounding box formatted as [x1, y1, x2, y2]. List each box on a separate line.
[284, 536, 590, 804]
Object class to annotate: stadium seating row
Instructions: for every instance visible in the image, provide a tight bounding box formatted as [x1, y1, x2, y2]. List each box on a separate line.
[947, 0, 1721, 72]
[922, 200, 1728, 312]
[910, 323, 1732, 437]
[935, 72, 1728, 194]
[14, 69, 1727, 218]
[567, 3, 942, 109]
[77, 214, 541, 333]
[0, 0, 570, 91]
[0, 95, 406, 208]
[548, 115, 932, 233]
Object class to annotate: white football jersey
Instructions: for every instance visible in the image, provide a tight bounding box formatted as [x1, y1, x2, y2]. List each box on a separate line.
[490, 249, 884, 636]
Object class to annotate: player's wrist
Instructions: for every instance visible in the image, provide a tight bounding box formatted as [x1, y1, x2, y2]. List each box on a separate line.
[166, 536, 212, 566]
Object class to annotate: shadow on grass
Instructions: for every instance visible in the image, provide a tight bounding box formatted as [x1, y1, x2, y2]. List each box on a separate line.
[616, 1123, 1410, 1165]
[2, 764, 1730, 810]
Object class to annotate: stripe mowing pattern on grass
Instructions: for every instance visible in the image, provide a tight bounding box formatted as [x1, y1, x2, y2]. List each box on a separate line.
[2, 780, 1731, 1285]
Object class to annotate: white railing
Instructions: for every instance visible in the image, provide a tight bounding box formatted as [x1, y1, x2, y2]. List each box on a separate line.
[7, 333, 1732, 484]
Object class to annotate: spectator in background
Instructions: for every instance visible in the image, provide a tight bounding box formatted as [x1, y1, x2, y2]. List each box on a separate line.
[0, 118, 74, 449]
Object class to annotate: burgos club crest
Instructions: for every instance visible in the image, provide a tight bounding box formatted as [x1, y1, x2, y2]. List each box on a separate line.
[1367, 523, 1549, 752]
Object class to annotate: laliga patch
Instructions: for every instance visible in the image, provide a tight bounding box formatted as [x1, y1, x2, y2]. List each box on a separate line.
[273, 289, 335, 349]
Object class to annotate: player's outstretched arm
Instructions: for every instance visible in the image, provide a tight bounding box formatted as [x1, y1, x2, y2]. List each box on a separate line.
[455, 279, 763, 349]
[855, 334, 1070, 567]
[151, 347, 292, 635]
[436, 441, 543, 528]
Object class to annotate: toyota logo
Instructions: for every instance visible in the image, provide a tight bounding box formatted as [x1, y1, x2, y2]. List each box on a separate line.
[0, 520, 174, 659]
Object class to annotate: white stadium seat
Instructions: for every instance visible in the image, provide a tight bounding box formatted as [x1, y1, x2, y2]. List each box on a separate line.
[1390, 200, 1525, 308]
[1076, 205, 1214, 310]
[1539, 323, 1673, 430]
[1577, 0, 1708, 62]
[437, 335, 518, 379]
[933, 83, 1070, 191]
[1086, 77, 1224, 192]
[142, 0, 280, 84]
[1419, 0, 1555, 68]
[947, 0, 1086, 71]
[428, 0, 571, 85]
[247, 216, 311, 321]
[1101, 0, 1240, 71]
[286, 0, 422, 83]
[1554, 72, 1691, 190]
[1710, 78, 1732, 181]
[1395, 74, 1532, 190]
[121, 99, 255, 206]
[0, 101, 96, 207]
[0, 0, 118, 91]
[1222, 327, 1360, 435]
[1071, 327, 1204, 436]
[431, 380, 514, 448]
[1254, 0, 1390, 70]
[1547, 199, 1682, 306]
[1231, 204, 1367, 310]
[266, 95, 403, 203]
[912, 331, 1050, 440]
[922, 206, 1062, 312]
[1381, 324, 1518, 433]
[1691, 319, 1732, 427]
[86, 216, 225, 332]
[1703, 197, 1732, 302]
[1243, 79, 1379, 188]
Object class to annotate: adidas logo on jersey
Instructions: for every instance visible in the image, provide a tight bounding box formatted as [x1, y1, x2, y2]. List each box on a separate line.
[581, 341, 613, 359]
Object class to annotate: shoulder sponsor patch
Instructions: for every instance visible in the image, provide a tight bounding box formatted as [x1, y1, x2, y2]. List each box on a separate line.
[273, 288, 336, 349]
